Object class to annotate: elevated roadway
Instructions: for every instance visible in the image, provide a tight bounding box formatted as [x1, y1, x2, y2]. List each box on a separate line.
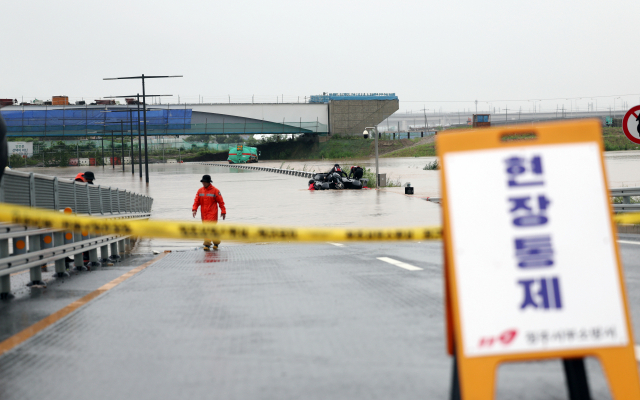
[0, 239, 639, 399]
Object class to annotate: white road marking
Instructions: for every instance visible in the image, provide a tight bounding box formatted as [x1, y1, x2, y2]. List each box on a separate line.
[635, 345, 640, 361]
[618, 240, 640, 245]
[377, 257, 423, 271]
[328, 243, 345, 247]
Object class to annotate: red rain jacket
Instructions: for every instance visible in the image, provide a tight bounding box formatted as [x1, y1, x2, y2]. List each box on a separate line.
[74, 172, 85, 182]
[192, 184, 226, 222]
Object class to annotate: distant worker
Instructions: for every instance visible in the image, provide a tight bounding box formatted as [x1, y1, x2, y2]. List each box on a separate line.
[192, 174, 226, 251]
[74, 171, 95, 184]
[348, 165, 364, 180]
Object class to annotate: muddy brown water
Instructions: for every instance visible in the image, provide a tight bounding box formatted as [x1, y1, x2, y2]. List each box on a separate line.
[16, 151, 640, 251]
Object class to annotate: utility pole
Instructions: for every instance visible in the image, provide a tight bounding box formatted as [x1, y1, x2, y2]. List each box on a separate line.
[420, 106, 429, 132]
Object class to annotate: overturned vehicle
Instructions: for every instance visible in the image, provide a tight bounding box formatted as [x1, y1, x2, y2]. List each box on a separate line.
[308, 166, 368, 190]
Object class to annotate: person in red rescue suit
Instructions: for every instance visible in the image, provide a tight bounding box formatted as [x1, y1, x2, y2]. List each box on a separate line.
[192, 174, 226, 250]
[74, 171, 95, 184]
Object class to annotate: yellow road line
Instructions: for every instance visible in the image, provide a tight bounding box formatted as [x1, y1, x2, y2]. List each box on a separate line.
[0, 252, 169, 357]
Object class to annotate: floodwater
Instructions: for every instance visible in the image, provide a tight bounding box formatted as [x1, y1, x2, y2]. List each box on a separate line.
[16, 151, 640, 251]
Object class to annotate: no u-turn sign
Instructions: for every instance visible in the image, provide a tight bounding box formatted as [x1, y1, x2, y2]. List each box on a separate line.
[623, 105, 640, 143]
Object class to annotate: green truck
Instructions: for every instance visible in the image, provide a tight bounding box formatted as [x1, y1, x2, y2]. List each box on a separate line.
[227, 144, 260, 164]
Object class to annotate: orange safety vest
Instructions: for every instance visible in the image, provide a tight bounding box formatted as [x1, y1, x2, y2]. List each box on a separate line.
[192, 184, 226, 222]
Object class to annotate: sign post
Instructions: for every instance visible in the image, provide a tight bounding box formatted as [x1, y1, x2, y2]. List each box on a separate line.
[622, 105, 640, 144]
[437, 119, 640, 399]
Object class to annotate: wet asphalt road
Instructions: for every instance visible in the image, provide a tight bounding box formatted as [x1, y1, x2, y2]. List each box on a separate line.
[3, 159, 640, 399]
[0, 240, 639, 399]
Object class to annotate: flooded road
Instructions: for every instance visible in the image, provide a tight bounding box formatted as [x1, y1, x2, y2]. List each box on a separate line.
[17, 151, 640, 251]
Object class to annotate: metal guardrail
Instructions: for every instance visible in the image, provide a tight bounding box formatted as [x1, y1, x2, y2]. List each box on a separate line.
[0, 170, 153, 214]
[427, 187, 640, 213]
[611, 187, 640, 213]
[201, 163, 317, 179]
[0, 170, 154, 298]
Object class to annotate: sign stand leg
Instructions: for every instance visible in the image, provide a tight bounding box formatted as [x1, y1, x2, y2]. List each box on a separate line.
[450, 353, 461, 400]
[598, 347, 640, 399]
[562, 358, 592, 400]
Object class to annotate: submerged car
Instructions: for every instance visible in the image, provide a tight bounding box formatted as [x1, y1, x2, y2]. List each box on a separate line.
[308, 172, 369, 190]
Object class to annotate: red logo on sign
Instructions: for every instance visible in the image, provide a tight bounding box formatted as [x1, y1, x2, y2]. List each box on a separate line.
[478, 329, 518, 348]
[622, 105, 640, 144]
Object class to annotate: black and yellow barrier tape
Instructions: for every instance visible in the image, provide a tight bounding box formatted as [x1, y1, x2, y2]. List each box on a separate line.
[0, 203, 442, 242]
[2, 202, 637, 243]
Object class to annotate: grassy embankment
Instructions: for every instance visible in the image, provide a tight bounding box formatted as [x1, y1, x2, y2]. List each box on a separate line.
[380, 143, 436, 158]
[602, 127, 640, 151]
[380, 126, 638, 158]
[256, 137, 421, 160]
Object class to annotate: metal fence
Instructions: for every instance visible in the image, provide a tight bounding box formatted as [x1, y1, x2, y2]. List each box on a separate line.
[0, 170, 153, 298]
[0, 170, 153, 214]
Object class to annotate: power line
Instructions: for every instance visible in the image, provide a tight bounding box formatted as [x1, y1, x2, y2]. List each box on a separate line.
[401, 93, 640, 103]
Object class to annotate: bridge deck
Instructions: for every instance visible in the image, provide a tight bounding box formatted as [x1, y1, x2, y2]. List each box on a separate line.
[0, 242, 639, 399]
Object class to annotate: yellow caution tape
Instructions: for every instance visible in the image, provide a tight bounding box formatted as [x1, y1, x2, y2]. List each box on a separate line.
[0, 203, 442, 243]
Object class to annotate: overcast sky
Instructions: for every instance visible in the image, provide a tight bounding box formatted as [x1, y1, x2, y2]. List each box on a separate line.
[2, 0, 639, 112]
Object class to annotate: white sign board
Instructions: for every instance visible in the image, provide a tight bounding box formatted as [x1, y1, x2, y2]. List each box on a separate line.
[444, 142, 628, 357]
[8, 142, 33, 157]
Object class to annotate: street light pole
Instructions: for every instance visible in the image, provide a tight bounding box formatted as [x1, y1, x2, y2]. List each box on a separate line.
[137, 94, 142, 178]
[111, 128, 115, 170]
[103, 73, 182, 184]
[104, 93, 169, 179]
[121, 120, 125, 172]
[129, 109, 134, 175]
[365, 126, 379, 188]
[142, 75, 150, 183]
